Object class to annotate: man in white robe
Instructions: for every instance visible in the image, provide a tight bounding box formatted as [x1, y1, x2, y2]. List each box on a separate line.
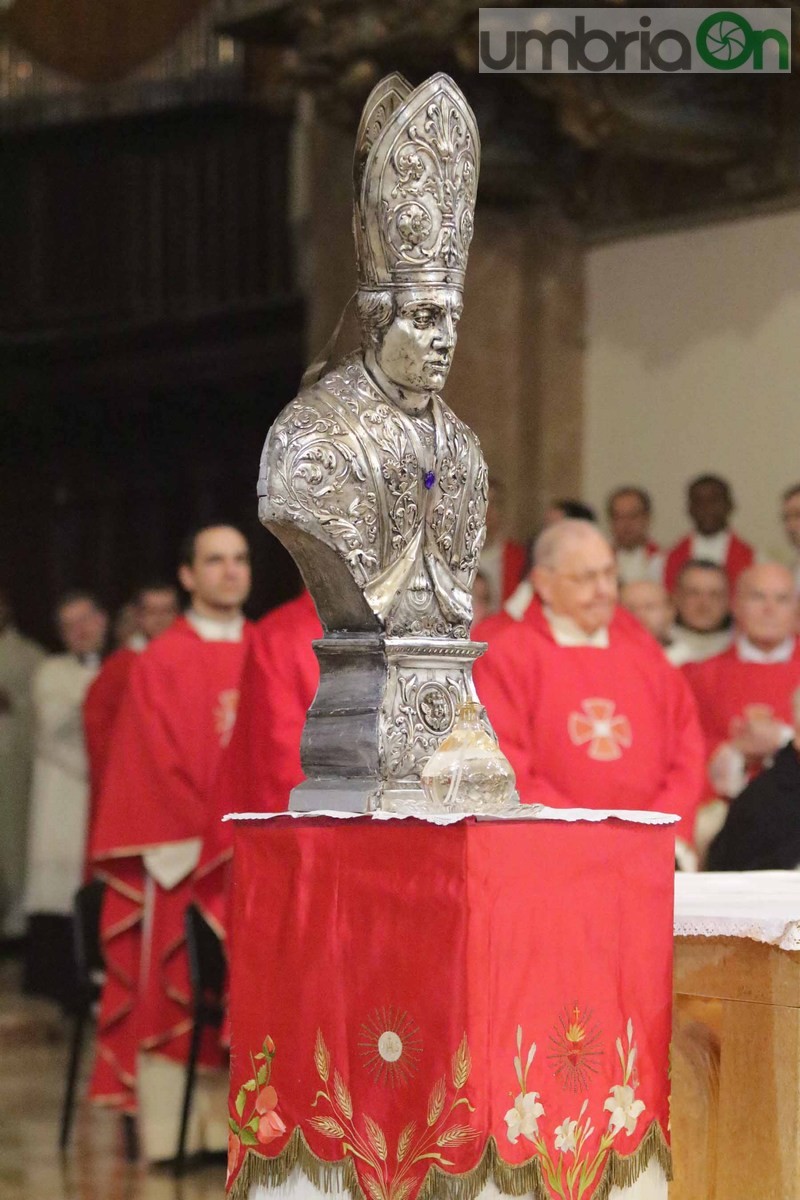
[0, 589, 45, 941]
[24, 591, 108, 1007]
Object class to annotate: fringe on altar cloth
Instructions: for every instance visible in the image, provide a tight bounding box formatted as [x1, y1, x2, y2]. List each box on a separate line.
[228, 1119, 672, 1200]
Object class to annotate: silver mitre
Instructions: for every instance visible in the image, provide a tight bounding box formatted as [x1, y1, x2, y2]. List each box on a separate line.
[258, 72, 502, 813]
[352, 71, 479, 292]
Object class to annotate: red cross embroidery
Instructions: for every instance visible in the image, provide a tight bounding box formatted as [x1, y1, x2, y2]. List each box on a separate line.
[568, 698, 633, 761]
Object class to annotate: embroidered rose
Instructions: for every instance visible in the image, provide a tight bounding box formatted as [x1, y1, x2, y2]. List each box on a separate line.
[255, 1084, 278, 1114]
[604, 1084, 645, 1135]
[554, 1117, 579, 1155]
[257, 1109, 287, 1144]
[505, 1091, 545, 1144]
[226, 1131, 241, 1184]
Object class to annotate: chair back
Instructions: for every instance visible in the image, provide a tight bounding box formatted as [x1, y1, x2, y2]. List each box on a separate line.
[72, 879, 106, 1000]
[184, 904, 226, 1020]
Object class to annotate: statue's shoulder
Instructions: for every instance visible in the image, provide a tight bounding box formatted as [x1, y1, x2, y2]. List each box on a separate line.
[436, 395, 484, 457]
[266, 353, 374, 441]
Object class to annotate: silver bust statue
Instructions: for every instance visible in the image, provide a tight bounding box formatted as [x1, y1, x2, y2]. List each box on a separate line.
[259, 71, 492, 812]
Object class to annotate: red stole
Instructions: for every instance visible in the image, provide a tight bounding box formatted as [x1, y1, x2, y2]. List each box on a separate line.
[89, 617, 250, 1111]
[664, 531, 754, 593]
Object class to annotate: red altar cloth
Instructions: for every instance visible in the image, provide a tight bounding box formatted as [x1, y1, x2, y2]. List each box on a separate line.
[227, 814, 674, 1200]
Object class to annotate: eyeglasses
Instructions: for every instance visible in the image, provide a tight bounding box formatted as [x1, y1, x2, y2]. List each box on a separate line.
[558, 566, 618, 588]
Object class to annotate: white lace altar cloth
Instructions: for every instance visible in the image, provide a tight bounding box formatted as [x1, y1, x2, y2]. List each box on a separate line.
[674, 870, 800, 950]
[249, 1157, 667, 1200]
[225, 807, 679, 827]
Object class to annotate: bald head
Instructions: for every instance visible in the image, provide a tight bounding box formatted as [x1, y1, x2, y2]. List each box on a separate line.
[620, 580, 674, 644]
[734, 562, 797, 651]
[534, 519, 609, 570]
[533, 520, 617, 635]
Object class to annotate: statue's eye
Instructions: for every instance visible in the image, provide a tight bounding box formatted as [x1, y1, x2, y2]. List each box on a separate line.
[412, 309, 435, 329]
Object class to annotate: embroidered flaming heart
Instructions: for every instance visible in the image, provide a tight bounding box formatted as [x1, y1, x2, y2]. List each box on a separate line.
[567, 699, 632, 761]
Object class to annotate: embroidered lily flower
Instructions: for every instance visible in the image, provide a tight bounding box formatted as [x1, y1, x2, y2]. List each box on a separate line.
[604, 1084, 645, 1135]
[505, 1091, 545, 1144]
[257, 1109, 287, 1144]
[554, 1117, 579, 1155]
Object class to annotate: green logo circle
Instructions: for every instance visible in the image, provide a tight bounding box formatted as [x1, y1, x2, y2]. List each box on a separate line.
[696, 11, 755, 69]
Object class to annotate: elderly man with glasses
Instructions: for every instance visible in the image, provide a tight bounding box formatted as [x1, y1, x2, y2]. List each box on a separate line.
[474, 520, 705, 859]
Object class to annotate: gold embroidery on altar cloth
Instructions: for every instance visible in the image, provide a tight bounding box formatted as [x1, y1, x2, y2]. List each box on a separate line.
[227, 1121, 672, 1200]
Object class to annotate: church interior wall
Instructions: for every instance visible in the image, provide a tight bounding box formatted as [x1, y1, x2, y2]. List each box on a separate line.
[584, 208, 800, 558]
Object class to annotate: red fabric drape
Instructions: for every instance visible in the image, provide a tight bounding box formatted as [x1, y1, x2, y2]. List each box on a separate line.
[227, 815, 674, 1200]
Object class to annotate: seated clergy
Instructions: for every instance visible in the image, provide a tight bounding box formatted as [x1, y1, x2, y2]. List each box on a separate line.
[619, 580, 676, 657]
[669, 559, 733, 666]
[608, 486, 664, 586]
[664, 474, 754, 593]
[781, 482, 800, 594]
[473, 520, 705, 849]
[707, 685, 800, 872]
[683, 563, 800, 803]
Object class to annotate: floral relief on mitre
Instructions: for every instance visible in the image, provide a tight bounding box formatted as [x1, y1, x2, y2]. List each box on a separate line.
[353, 72, 480, 292]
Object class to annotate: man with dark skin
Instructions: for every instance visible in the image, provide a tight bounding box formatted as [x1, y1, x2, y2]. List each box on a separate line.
[664, 475, 755, 593]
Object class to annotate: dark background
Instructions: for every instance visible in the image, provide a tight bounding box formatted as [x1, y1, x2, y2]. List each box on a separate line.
[1, 104, 305, 647]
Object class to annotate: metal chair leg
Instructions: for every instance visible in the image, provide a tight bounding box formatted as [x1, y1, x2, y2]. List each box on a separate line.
[174, 1014, 204, 1175]
[59, 1008, 86, 1151]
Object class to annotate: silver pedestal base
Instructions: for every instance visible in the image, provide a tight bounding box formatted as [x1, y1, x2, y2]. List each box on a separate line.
[289, 635, 487, 813]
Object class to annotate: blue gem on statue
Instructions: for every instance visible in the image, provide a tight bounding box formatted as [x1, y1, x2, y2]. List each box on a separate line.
[424, 471, 436, 490]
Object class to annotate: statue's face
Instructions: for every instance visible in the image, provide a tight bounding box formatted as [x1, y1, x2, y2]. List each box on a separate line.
[376, 287, 462, 394]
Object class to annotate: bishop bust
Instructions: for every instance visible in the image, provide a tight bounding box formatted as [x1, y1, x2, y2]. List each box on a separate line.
[258, 73, 492, 810]
[259, 72, 487, 640]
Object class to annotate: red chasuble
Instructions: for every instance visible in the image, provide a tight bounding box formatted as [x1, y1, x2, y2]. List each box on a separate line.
[194, 591, 321, 940]
[501, 539, 527, 601]
[664, 531, 754, 593]
[473, 601, 705, 839]
[83, 646, 138, 873]
[683, 640, 800, 780]
[88, 616, 250, 1112]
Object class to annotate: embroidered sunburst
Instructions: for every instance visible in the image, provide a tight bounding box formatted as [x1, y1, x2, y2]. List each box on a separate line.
[547, 1004, 604, 1093]
[359, 1006, 423, 1086]
[567, 698, 632, 761]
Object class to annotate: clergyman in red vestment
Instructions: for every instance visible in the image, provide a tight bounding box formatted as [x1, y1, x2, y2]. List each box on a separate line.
[684, 563, 800, 818]
[664, 474, 755, 593]
[89, 525, 251, 1161]
[83, 582, 178, 860]
[194, 589, 321, 941]
[473, 521, 705, 864]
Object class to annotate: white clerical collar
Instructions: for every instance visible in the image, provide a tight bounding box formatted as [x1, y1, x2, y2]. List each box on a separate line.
[186, 609, 244, 643]
[543, 606, 609, 649]
[691, 529, 730, 564]
[127, 633, 147, 652]
[736, 634, 795, 664]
